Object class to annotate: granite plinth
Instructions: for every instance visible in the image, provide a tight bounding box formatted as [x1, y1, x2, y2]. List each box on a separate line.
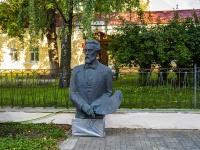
[72, 118, 105, 137]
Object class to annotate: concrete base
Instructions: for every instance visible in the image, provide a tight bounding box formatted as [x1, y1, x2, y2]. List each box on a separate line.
[1, 107, 200, 129]
[72, 118, 105, 137]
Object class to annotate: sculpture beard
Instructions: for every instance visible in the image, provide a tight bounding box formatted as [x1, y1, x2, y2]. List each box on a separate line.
[85, 54, 97, 64]
[85, 56, 92, 64]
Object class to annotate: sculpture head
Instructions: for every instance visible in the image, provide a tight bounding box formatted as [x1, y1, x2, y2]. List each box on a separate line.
[84, 39, 101, 64]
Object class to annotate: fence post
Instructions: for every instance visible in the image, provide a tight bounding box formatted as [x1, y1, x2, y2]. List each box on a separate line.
[194, 64, 197, 109]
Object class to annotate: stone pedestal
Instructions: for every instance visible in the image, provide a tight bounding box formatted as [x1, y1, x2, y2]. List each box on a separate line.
[72, 118, 105, 137]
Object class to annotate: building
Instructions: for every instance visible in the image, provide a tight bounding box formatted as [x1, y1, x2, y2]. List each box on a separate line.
[0, 9, 200, 70]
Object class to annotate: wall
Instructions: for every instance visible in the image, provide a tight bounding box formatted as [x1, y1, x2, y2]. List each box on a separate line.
[0, 27, 86, 70]
[0, 29, 49, 69]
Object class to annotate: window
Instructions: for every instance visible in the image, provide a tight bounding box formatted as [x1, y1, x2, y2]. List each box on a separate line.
[10, 48, 18, 62]
[30, 51, 39, 62]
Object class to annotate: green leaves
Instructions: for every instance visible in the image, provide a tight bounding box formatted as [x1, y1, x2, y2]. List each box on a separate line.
[77, 0, 141, 39]
[109, 11, 200, 68]
[0, 0, 26, 38]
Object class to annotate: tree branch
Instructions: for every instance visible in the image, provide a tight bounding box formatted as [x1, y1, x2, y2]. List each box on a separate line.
[53, 0, 70, 24]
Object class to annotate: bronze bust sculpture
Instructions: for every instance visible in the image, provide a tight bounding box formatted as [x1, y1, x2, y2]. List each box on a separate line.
[70, 39, 122, 119]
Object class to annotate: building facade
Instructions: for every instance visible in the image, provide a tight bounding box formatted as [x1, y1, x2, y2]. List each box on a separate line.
[0, 9, 199, 70]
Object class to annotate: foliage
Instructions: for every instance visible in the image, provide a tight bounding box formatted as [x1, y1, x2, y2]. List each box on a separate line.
[108, 24, 142, 68]
[184, 12, 200, 66]
[0, 0, 142, 52]
[0, 122, 70, 150]
[167, 72, 177, 80]
[77, 0, 141, 38]
[109, 11, 200, 68]
[0, 0, 142, 87]
[160, 12, 192, 68]
[0, 0, 28, 40]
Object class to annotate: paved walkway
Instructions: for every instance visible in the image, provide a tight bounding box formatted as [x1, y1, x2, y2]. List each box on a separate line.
[59, 128, 200, 150]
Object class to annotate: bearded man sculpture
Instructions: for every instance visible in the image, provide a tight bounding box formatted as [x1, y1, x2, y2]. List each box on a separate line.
[70, 39, 122, 137]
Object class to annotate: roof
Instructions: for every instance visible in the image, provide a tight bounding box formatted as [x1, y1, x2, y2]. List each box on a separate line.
[106, 9, 200, 25]
[55, 9, 200, 27]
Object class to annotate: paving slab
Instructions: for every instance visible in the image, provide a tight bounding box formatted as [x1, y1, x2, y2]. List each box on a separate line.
[65, 128, 200, 150]
[59, 139, 78, 150]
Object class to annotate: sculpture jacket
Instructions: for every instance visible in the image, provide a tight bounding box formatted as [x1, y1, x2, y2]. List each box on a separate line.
[70, 60, 113, 118]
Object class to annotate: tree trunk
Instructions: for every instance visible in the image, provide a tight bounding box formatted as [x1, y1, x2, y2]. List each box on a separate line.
[59, 12, 73, 88]
[46, 32, 59, 74]
[46, 9, 59, 76]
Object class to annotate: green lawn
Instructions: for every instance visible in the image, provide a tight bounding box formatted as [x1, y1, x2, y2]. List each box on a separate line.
[0, 122, 71, 150]
[0, 86, 71, 107]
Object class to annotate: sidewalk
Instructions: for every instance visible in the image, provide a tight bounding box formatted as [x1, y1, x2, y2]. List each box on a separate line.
[59, 128, 200, 150]
[1, 107, 200, 149]
[1, 107, 200, 129]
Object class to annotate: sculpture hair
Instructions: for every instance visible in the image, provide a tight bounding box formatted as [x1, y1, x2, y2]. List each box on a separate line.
[85, 39, 101, 52]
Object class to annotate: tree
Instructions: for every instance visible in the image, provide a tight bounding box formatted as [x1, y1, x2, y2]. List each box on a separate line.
[109, 11, 200, 69]
[184, 12, 200, 67]
[54, 0, 142, 87]
[0, 0, 28, 39]
[0, 0, 142, 87]
[108, 23, 161, 68]
[160, 12, 192, 68]
[0, 0, 59, 73]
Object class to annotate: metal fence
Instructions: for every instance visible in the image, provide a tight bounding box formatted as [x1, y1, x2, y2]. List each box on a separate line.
[0, 66, 200, 109]
[0, 69, 71, 108]
[115, 65, 200, 109]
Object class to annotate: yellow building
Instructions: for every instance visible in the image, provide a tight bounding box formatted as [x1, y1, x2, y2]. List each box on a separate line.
[0, 10, 198, 70]
[0, 28, 85, 70]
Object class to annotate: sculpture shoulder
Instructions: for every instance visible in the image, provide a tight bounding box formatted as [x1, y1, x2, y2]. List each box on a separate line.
[72, 64, 84, 73]
[98, 62, 111, 73]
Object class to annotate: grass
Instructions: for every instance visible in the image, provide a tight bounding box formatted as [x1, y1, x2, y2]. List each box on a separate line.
[0, 86, 71, 107]
[113, 73, 200, 109]
[0, 72, 200, 108]
[0, 122, 71, 150]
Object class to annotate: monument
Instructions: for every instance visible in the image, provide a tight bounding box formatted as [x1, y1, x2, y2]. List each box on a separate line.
[70, 39, 122, 137]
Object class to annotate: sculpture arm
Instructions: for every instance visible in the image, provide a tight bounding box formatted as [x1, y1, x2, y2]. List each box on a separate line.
[91, 68, 122, 115]
[105, 68, 113, 96]
[91, 68, 113, 108]
[70, 67, 88, 111]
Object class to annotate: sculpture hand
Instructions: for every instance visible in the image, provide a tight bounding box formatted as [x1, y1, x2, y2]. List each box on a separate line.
[82, 104, 91, 114]
[93, 105, 101, 114]
[91, 102, 99, 110]
[88, 108, 95, 118]
[82, 104, 95, 117]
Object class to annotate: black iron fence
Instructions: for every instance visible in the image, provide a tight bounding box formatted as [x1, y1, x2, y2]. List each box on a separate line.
[0, 69, 71, 108]
[115, 65, 200, 109]
[0, 66, 200, 109]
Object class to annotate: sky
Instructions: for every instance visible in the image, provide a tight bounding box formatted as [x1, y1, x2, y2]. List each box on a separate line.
[149, 0, 200, 11]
